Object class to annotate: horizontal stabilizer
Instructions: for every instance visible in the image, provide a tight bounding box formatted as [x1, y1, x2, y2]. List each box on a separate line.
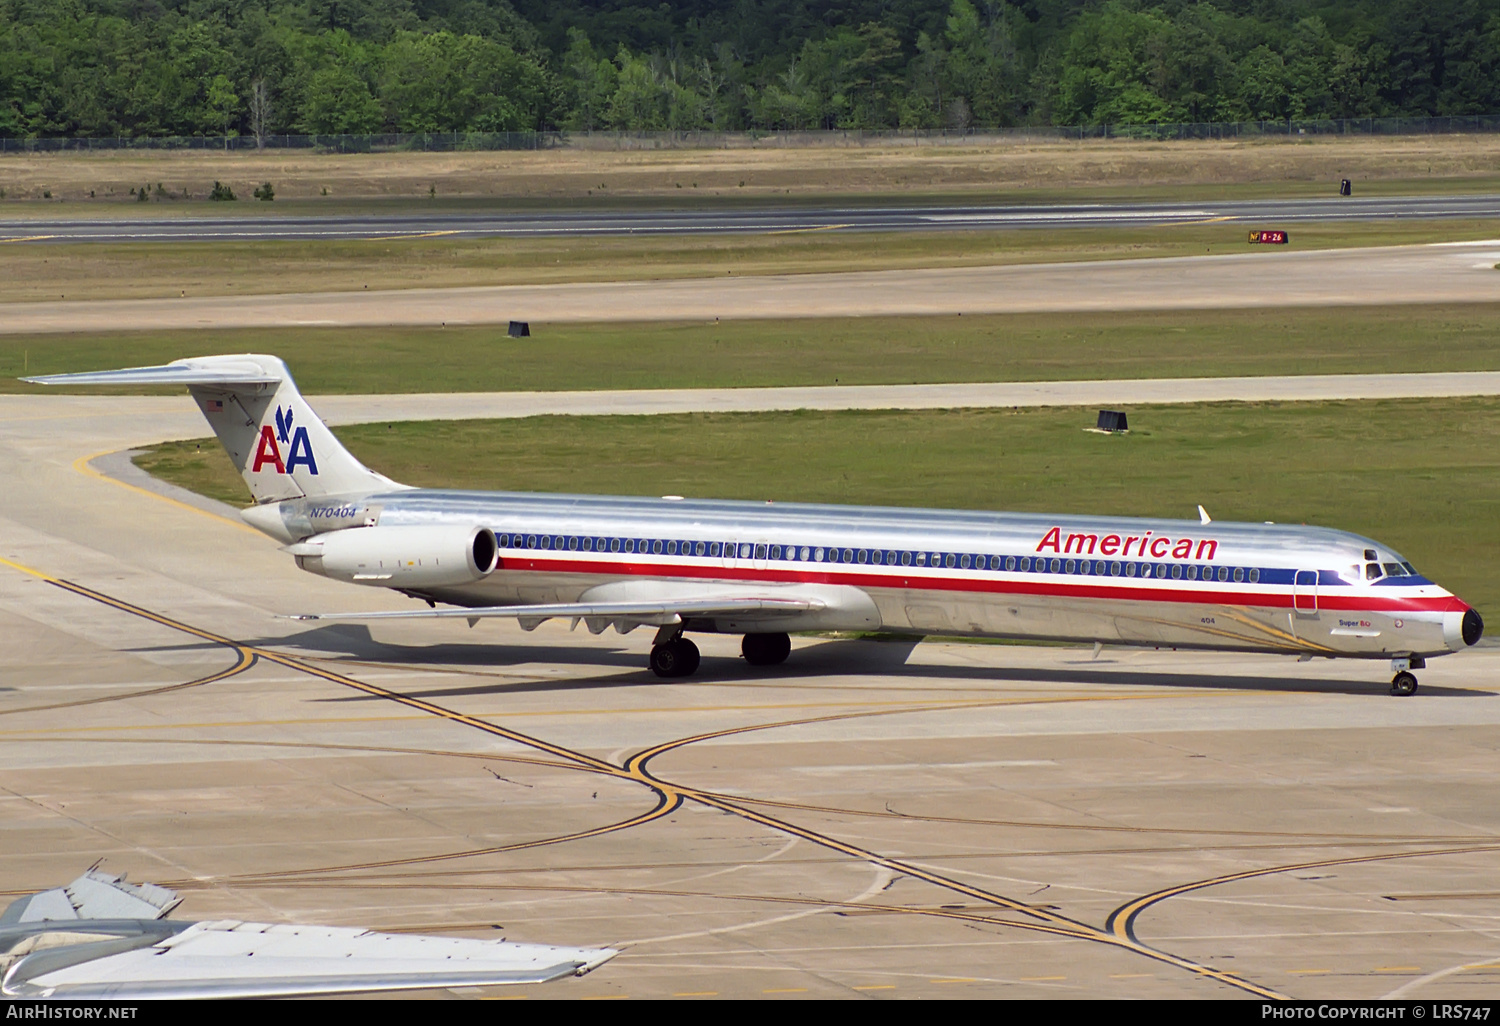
[23, 356, 282, 388]
[289, 595, 823, 629]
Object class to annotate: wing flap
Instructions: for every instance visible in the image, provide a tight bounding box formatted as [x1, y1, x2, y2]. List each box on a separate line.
[5, 921, 617, 1000]
[290, 595, 824, 628]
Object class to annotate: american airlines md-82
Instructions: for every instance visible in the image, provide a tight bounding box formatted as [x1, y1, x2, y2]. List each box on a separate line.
[30, 355, 1483, 696]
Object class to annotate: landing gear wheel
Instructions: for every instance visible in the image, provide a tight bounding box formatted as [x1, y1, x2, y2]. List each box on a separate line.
[742, 632, 791, 666]
[650, 637, 700, 678]
[1391, 670, 1418, 696]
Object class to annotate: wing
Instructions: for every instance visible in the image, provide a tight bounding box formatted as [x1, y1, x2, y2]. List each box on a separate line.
[289, 595, 826, 633]
[3, 920, 617, 1000]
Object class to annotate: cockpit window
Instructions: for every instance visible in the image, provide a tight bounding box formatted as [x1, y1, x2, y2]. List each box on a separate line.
[1402, 561, 1417, 576]
[1383, 562, 1405, 577]
[1365, 563, 1383, 580]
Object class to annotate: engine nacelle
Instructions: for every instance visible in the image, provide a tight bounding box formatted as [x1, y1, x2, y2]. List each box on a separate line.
[292, 524, 498, 589]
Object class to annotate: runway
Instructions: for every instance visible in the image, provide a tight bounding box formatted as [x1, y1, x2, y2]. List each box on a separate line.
[2, 387, 1498, 999]
[3, 194, 1500, 243]
[5, 240, 1500, 334]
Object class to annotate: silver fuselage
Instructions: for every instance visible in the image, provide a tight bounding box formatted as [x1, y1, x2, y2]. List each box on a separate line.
[266, 488, 1479, 661]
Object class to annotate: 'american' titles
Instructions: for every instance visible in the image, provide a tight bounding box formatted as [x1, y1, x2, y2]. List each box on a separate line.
[1035, 526, 1218, 561]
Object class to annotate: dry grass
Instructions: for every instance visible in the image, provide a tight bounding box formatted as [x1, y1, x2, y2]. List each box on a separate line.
[4, 135, 1500, 207]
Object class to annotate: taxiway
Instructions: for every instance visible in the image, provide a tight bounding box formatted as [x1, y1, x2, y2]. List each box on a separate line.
[1, 387, 1496, 999]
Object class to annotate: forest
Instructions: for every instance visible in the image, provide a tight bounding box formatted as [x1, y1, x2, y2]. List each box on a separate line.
[2, 0, 1498, 137]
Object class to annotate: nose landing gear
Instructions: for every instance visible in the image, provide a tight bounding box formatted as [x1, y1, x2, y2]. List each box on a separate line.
[1391, 670, 1418, 696]
[1389, 656, 1423, 696]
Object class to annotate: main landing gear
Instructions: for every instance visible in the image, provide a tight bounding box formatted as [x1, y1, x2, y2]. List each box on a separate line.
[648, 631, 793, 678]
[649, 633, 700, 678]
[742, 632, 791, 667]
[1390, 656, 1424, 696]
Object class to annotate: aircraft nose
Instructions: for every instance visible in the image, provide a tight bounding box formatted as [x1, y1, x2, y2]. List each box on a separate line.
[1464, 608, 1485, 647]
[1445, 605, 1484, 651]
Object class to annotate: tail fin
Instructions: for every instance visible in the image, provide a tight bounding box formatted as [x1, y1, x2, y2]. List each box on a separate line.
[25, 354, 402, 503]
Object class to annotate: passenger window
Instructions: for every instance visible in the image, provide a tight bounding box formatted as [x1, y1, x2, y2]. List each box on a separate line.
[1217, 566, 1229, 582]
[801, 546, 812, 561]
[858, 549, 868, 564]
[1125, 562, 1137, 577]
[695, 541, 706, 556]
[1233, 567, 1244, 583]
[1171, 564, 1182, 579]
[611, 538, 621, 552]
[843, 548, 854, 563]
[770, 545, 781, 559]
[667, 540, 677, 555]
[944, 553, 955, 568]
[1249, 568, 1260, 583]
[1065, 559, 1076, 574]
[902, 551, 912, 565]
[1050, 558, 1061, 573]
[814, 547, 825, 561]
[960, 554, 971, 569]
[755, 544, 768, 559]
[1005, 556, 1016, 571]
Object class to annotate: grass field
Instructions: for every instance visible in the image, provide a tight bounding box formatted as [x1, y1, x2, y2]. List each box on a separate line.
[5, 134, 1500, 206]
[3, 218, 1498, 303]
[8, 303, 1500, 395]
[136, 397, 1500, 617]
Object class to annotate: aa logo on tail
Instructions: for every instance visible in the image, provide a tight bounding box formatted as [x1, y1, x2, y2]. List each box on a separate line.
[252, 405, 319, 475]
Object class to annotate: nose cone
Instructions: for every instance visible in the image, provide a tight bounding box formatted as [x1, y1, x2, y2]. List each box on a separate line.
[1445, 605, 1485, 651]
[1464, 608, 1485, 647]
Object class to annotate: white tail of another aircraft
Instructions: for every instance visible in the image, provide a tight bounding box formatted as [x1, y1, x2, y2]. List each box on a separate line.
[25, 354, 401, 503]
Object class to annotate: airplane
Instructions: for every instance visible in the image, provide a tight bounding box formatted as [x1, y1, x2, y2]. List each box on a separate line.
[27, 354, 1484, 696]
[2, 867, 614, 998]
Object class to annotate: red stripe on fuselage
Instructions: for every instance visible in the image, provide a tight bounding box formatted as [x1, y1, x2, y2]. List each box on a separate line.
[499, 555, 1460, 614]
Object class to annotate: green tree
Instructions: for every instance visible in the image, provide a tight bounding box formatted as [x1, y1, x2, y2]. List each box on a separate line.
[942, 0, 1028, 127]
[300, 62, 383, 132]
[606, 47, 665, 129]
[560, 29, 618, 130]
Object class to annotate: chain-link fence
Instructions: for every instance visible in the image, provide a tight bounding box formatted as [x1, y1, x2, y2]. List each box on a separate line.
[5, 116, 1500, 153]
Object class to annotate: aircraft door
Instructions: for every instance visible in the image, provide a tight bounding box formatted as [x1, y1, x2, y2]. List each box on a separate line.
[1292, 570, 1319, 617]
